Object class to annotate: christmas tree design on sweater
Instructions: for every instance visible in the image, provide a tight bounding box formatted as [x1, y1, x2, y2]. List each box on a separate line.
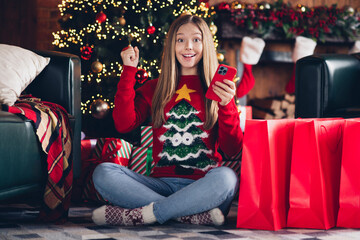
[157, 98, 216, 172]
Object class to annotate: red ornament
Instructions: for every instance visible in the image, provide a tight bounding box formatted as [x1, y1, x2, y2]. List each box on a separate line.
[146, 25, 156, 35]
[96, 12, 107, 23]
[199, 0, 210, 8]
[80, 46, 93, 60]
[135, 69, 149, 84]
[218, 2, 230, 11]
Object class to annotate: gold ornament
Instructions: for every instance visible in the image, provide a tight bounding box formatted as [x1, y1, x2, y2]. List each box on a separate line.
[91, 60, 103, 73]
[90, 99, 110, 119]
[344, 6, 355, 16]
[231, 1, 242, 9]
[119, 16, 126, 26]
[210, 22, 217, 35]
[217, 52, 225, 62]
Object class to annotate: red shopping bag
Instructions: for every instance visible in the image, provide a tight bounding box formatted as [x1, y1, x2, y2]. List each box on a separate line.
[237, 119, 295, 230]
[337, 118, 360, 228]
[287, 118, 345, 229]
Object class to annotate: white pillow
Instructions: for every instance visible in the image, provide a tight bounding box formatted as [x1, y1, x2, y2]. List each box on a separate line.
[0, 44, 50, 106]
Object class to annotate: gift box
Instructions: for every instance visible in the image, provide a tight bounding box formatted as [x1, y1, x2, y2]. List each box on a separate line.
[73, 138, 133, 204]
[128, 126, 155, 175]
[93, 138, 132, 166]
[139, 125, 153, 148]
[129, 146, 154, 175]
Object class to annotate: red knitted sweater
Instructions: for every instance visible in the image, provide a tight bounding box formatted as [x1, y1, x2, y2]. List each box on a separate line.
[113, 66, 243, 180]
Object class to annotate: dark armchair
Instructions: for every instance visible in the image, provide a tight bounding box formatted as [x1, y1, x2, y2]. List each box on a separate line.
[295, 53, 360, 118]
[0, 50, 81, 202]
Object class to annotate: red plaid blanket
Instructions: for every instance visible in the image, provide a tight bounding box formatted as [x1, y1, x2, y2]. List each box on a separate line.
[5, 97, 73, 222]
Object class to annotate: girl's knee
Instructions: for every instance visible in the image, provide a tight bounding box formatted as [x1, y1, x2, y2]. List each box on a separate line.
[92, 162, 125, 186]
[93, 162, 111, 180]
[210, 166, 238, 190]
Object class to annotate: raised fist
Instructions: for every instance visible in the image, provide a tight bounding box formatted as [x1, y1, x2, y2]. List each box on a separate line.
[120, 46, 139, 68]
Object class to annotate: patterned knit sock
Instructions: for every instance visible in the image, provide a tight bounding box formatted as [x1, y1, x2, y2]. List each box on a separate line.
[176, 208, 225, 226]
[92, 203, 156, 226]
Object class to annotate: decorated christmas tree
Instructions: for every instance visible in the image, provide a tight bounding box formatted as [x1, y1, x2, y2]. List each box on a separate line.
[158, 99, 216, 172]
[52, 0, 218, 120]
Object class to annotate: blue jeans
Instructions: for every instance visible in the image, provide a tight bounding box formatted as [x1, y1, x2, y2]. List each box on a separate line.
[92, 163, 239, 224]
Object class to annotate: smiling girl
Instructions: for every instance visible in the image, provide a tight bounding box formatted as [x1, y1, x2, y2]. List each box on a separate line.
[91, 14, 243, 226]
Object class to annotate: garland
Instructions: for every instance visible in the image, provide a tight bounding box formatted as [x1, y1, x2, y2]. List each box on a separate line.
[216, 0, 360, 42]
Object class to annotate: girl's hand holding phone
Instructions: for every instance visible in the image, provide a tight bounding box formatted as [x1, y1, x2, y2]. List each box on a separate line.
[120, 46, 139, 68]
[206, 64, 237, 106]
[212, 79, 236, 106]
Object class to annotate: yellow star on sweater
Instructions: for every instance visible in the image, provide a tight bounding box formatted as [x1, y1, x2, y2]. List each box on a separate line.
[175, 84, 196, 102]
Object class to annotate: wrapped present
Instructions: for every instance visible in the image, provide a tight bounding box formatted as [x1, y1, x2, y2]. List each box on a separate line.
[128, 126, 154, 175]
[93, 138, 132, 166]
[129, 146, 154, 175]
[140, 126, 153, 148]
[92, 138, 105, 159]
[73, 138, 132, 204]
[80, 139, 97, 161]
[81, 158, 108, 204]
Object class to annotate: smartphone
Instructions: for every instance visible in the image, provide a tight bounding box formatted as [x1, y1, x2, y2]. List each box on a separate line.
[205, 64, 237, 102]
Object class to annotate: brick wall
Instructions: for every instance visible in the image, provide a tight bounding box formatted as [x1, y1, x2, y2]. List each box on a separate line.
[0, 0, 61, 50]
[36, 0, 61, 50]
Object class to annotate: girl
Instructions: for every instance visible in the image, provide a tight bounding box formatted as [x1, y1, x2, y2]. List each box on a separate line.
[92, 14, 243, 226]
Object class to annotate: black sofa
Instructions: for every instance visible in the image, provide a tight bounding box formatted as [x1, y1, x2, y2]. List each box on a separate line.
[295, 53, 360, 118]
[0, 50, 81, 202]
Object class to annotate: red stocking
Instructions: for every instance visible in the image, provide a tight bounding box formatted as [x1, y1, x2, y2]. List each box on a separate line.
[285, 64, 296, 94]
[236, 64, 255, 98]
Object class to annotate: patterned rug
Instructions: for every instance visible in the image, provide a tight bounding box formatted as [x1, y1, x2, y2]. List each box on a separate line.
[1, 202, 360, 240]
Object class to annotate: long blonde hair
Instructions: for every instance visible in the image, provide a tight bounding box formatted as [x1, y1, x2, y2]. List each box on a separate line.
[152, 14, 219, 130]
